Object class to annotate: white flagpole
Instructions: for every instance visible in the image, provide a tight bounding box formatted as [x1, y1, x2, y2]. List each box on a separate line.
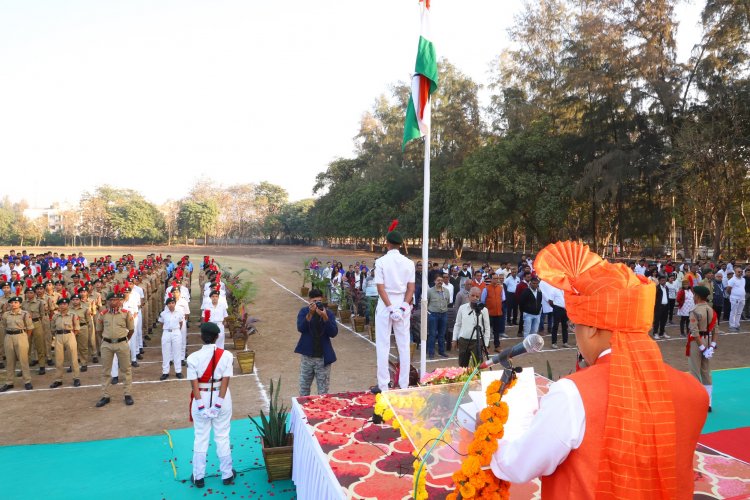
[420, 132, 430, 378]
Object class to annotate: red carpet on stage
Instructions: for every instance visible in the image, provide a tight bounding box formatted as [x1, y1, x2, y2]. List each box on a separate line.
[700, 427, 750, 464]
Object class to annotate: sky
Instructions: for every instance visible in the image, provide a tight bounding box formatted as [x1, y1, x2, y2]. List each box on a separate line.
[0, 0, 704, 207]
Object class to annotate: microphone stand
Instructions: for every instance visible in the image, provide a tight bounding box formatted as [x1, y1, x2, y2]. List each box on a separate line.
[498, 359, 522, 395]
[472, 308, 490, 366]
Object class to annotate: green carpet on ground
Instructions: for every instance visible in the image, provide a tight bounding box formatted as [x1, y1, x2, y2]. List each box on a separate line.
[0, 419, 296, 500]
[702, 367, 750, 434]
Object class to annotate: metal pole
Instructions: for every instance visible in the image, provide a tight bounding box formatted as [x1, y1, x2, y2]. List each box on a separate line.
[420, 133, 430, 378]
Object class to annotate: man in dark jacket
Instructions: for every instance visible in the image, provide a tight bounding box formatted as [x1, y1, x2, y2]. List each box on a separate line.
[653, 275, 670, 339]
[519, 277, 543, 337]
[295, 288, 338, 396]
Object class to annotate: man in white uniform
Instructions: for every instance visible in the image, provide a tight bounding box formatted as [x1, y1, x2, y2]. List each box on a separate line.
[202, 290, 229, 348]
[188, 322, 235, 488]
[121, 287, 141, 367]
[726, 268, 746, 332]
[172, 288, 191, 364]
[158, 297, 183, 380]
[372, 222, 415, 393]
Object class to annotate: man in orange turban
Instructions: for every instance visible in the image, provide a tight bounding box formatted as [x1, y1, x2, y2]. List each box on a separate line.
[490, 241, 708, 499]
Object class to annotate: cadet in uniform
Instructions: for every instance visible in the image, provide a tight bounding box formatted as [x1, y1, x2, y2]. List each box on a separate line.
[49, 298, 81, 388]
[95, 292, 135, 407]
[373, 221, 416, 393]
[188, 322, 235, 488]
[158, 296, 184, 380]
[70, 293, 92, 372]
[0, 281, 10, 369]
[0, 296, 34, 391]
[22, 287, 48, 373]
[687, 285, 719, 411]
[202, 290, 229, 348]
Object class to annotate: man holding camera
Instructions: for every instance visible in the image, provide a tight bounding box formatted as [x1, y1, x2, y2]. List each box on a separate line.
[295, 289, 339, 396]
[452, 287, 491, 367]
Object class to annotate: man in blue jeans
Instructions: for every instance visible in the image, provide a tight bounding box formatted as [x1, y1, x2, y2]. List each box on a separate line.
[426, 275, 450, 359]
[519, 277, 543, 337]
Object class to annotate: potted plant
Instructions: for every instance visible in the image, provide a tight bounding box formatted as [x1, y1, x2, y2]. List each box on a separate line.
[338, 288, 352, 323]
[250, 377, 293, 481]
[352, 289, 366, 332]
[366, 297, 377, 341]
[293, 259, 314, 297]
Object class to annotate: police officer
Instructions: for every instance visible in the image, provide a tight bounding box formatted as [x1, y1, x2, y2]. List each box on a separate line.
[372, 221, 416, 393]
[49, 298, 81, 388]
[95, 292, 135, 407]
[70, 293, 92, 372]
[22, 287, 48, 373]
[0, 296, 34, 391]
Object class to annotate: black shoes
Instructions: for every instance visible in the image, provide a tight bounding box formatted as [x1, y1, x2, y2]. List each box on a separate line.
[111, 377, 119, 385]
[139, 348, 144, 355]
[438, 352, 448, 358]
[38, 367, 46, 375]
[24, 383, 33, 390]
[176, 373, 183, 379]
[74, 379, 81, 387]
[370, 386, 382, 394]
[124, 395, 134, 406]
[81, 365, 87, 372]
[92, 356, 98, 364]
[160, 374, 169, 381]
[136, 353, 143, 360]
[191, 475, 205, 488]
[144, 335, 151, 341]
[30, 360, 39, 367]
[95, 397, 111, 408]
[181, 360, 187, 367]
[46, 359, 54, 367]
[223, 470, 236, 485]
[0, 384, 13, 392]
[131, 361, 139, 368]
[50, 381, 63, 388]
[67, 367, 72, 373]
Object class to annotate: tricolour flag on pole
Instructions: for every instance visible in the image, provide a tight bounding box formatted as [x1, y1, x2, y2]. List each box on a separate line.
[402, 0, 438, 150]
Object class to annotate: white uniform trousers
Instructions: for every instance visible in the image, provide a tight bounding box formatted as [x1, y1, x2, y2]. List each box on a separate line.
[181, 321, 188, 360]
[136, 311, 144, 349]
[215, 323, 225, 349]
[191, 389, 233, 480]
[375, 295, 410, 392]
[130, 312, 142, 362]
[161, 329, 182, 374]
[730, 297, 745, 329]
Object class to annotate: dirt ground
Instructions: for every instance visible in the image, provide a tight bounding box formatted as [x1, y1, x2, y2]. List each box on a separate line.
[1, 244, 748, 446]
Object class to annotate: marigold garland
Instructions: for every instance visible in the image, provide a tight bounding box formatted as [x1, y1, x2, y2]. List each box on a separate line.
[446, 378, 516, 500]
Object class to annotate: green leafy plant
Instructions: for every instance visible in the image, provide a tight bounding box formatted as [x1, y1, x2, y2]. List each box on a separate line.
[292, 258, 314, 288]
[249, 377, 290, 448]
[546, 360, 554, 381]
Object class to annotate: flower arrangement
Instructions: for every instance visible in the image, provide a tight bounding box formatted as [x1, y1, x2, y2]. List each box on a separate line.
[419, 366, 471, 385]
[446, 378, 516, 499]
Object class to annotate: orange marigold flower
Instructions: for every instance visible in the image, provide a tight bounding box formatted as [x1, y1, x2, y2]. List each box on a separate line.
[488, 380, 502, 394]
[461, 455, 482, 476]
[459, 483, 477, 498]
[446, 494, 458, 500]
[487, 392, 501, 405]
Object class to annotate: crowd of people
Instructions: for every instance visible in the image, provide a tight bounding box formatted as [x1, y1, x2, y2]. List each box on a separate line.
[0, 250, 233, 399]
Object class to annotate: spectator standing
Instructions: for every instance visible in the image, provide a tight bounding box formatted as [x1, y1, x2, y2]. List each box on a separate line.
[676, 280, 695, 337]
[548, 284, 569, 349]
[454, 280, 472, 311]
[712, 272, 725, 323]
[519, 277, 543, 338]
[653, 275, 670, 340]
[481, 273, 506, 353]
[725, 269, 746, 332]
[504, 268, 520, 326]
[426, 275, 450, 359]
[452, 287, 490, 367]
[665, 274, 679, 325]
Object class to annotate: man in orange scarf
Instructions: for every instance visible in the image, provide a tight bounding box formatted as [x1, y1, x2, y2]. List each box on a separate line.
[491, 241, 708, 499]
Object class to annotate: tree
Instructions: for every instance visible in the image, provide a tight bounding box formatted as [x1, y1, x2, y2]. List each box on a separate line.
[177, 201, 218, 245]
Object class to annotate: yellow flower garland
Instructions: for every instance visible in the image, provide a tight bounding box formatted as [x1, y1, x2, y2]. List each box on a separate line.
[447, 378, 516, 500]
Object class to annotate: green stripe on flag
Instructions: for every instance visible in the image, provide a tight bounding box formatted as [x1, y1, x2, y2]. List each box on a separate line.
[415, 36, 438, 92]
[403, 96, 421, 150]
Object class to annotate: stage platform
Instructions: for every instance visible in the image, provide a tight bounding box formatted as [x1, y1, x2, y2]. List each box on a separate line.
[291, 370, 750, 500]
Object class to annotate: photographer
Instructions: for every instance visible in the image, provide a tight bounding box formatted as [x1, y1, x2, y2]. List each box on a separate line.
[295, 288, 338, 396]
[452, 287, 491, 367]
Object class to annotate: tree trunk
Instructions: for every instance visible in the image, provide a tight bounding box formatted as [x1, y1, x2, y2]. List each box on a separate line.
[453, 238, 463, 259]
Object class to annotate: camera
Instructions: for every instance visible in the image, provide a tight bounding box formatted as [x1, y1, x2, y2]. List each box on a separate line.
[315, 301, 325, 310]
[471, 302, 485, 312]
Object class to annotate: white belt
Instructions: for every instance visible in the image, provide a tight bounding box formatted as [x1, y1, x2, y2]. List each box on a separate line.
[198, 382, 221, 390]
[165, 328, 180, 332]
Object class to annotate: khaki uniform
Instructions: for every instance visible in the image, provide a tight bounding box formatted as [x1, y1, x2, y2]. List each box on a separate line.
[96, 308, 134, 397]
[71, 304, 93, 366]
[688, 302, 714, 385]
[0, 296, 9, 361]
[22, 297, 48, 366]
[51, 311, 80, 382]
[90, 291, 104, 351]
[45, 292, 60, 351]
[1, 308, 34, 384]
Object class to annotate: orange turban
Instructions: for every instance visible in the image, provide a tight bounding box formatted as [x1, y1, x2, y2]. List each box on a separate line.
[535, 241, 677, 499]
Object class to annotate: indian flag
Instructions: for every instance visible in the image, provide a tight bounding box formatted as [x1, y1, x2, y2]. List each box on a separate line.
[402, 0, 438, 150]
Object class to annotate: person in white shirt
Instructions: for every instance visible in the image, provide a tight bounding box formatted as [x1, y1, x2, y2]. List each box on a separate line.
[202, 290, 229, 348]
[545, 283, 569, 348]
[122, 287, 142, 366]
[452, 287, 491, 367]
[726, 270, 746, 332]
[665, 274, 680, 325]
[171, 288, 191, 364]
[167, 280, 191, 302]
[504, 270, 520, 326]
[372, 223, 415, 393]
[441, 272, 454, 307]
[188, 322, 235, 488]
[158, 297, 184, 380]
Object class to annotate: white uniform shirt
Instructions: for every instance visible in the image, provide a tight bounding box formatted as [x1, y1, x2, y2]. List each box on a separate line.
[374, 249, 415, 296]
[201, 295, 228, 310]
[132, 285, 145, 306]
[174, 297, 191, 318]
[452, 302, 491, 345]
[204, 302, 228, 324]
[122, 295, 139, 316]
[159, 308, 183, 331]
[727, 276, 746, 299]
[166, 285, 191, 301]
[538, 281, 555, 314]
[490, 350, 614, 483]
[187, 345, 234, 382]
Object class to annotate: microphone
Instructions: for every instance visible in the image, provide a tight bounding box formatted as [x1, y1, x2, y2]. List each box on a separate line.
[479, 334, 544, 369]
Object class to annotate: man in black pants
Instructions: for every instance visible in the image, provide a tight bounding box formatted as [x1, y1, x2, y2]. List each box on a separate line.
[653, 275, 670, 339]
[548, 286, 570, 349]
